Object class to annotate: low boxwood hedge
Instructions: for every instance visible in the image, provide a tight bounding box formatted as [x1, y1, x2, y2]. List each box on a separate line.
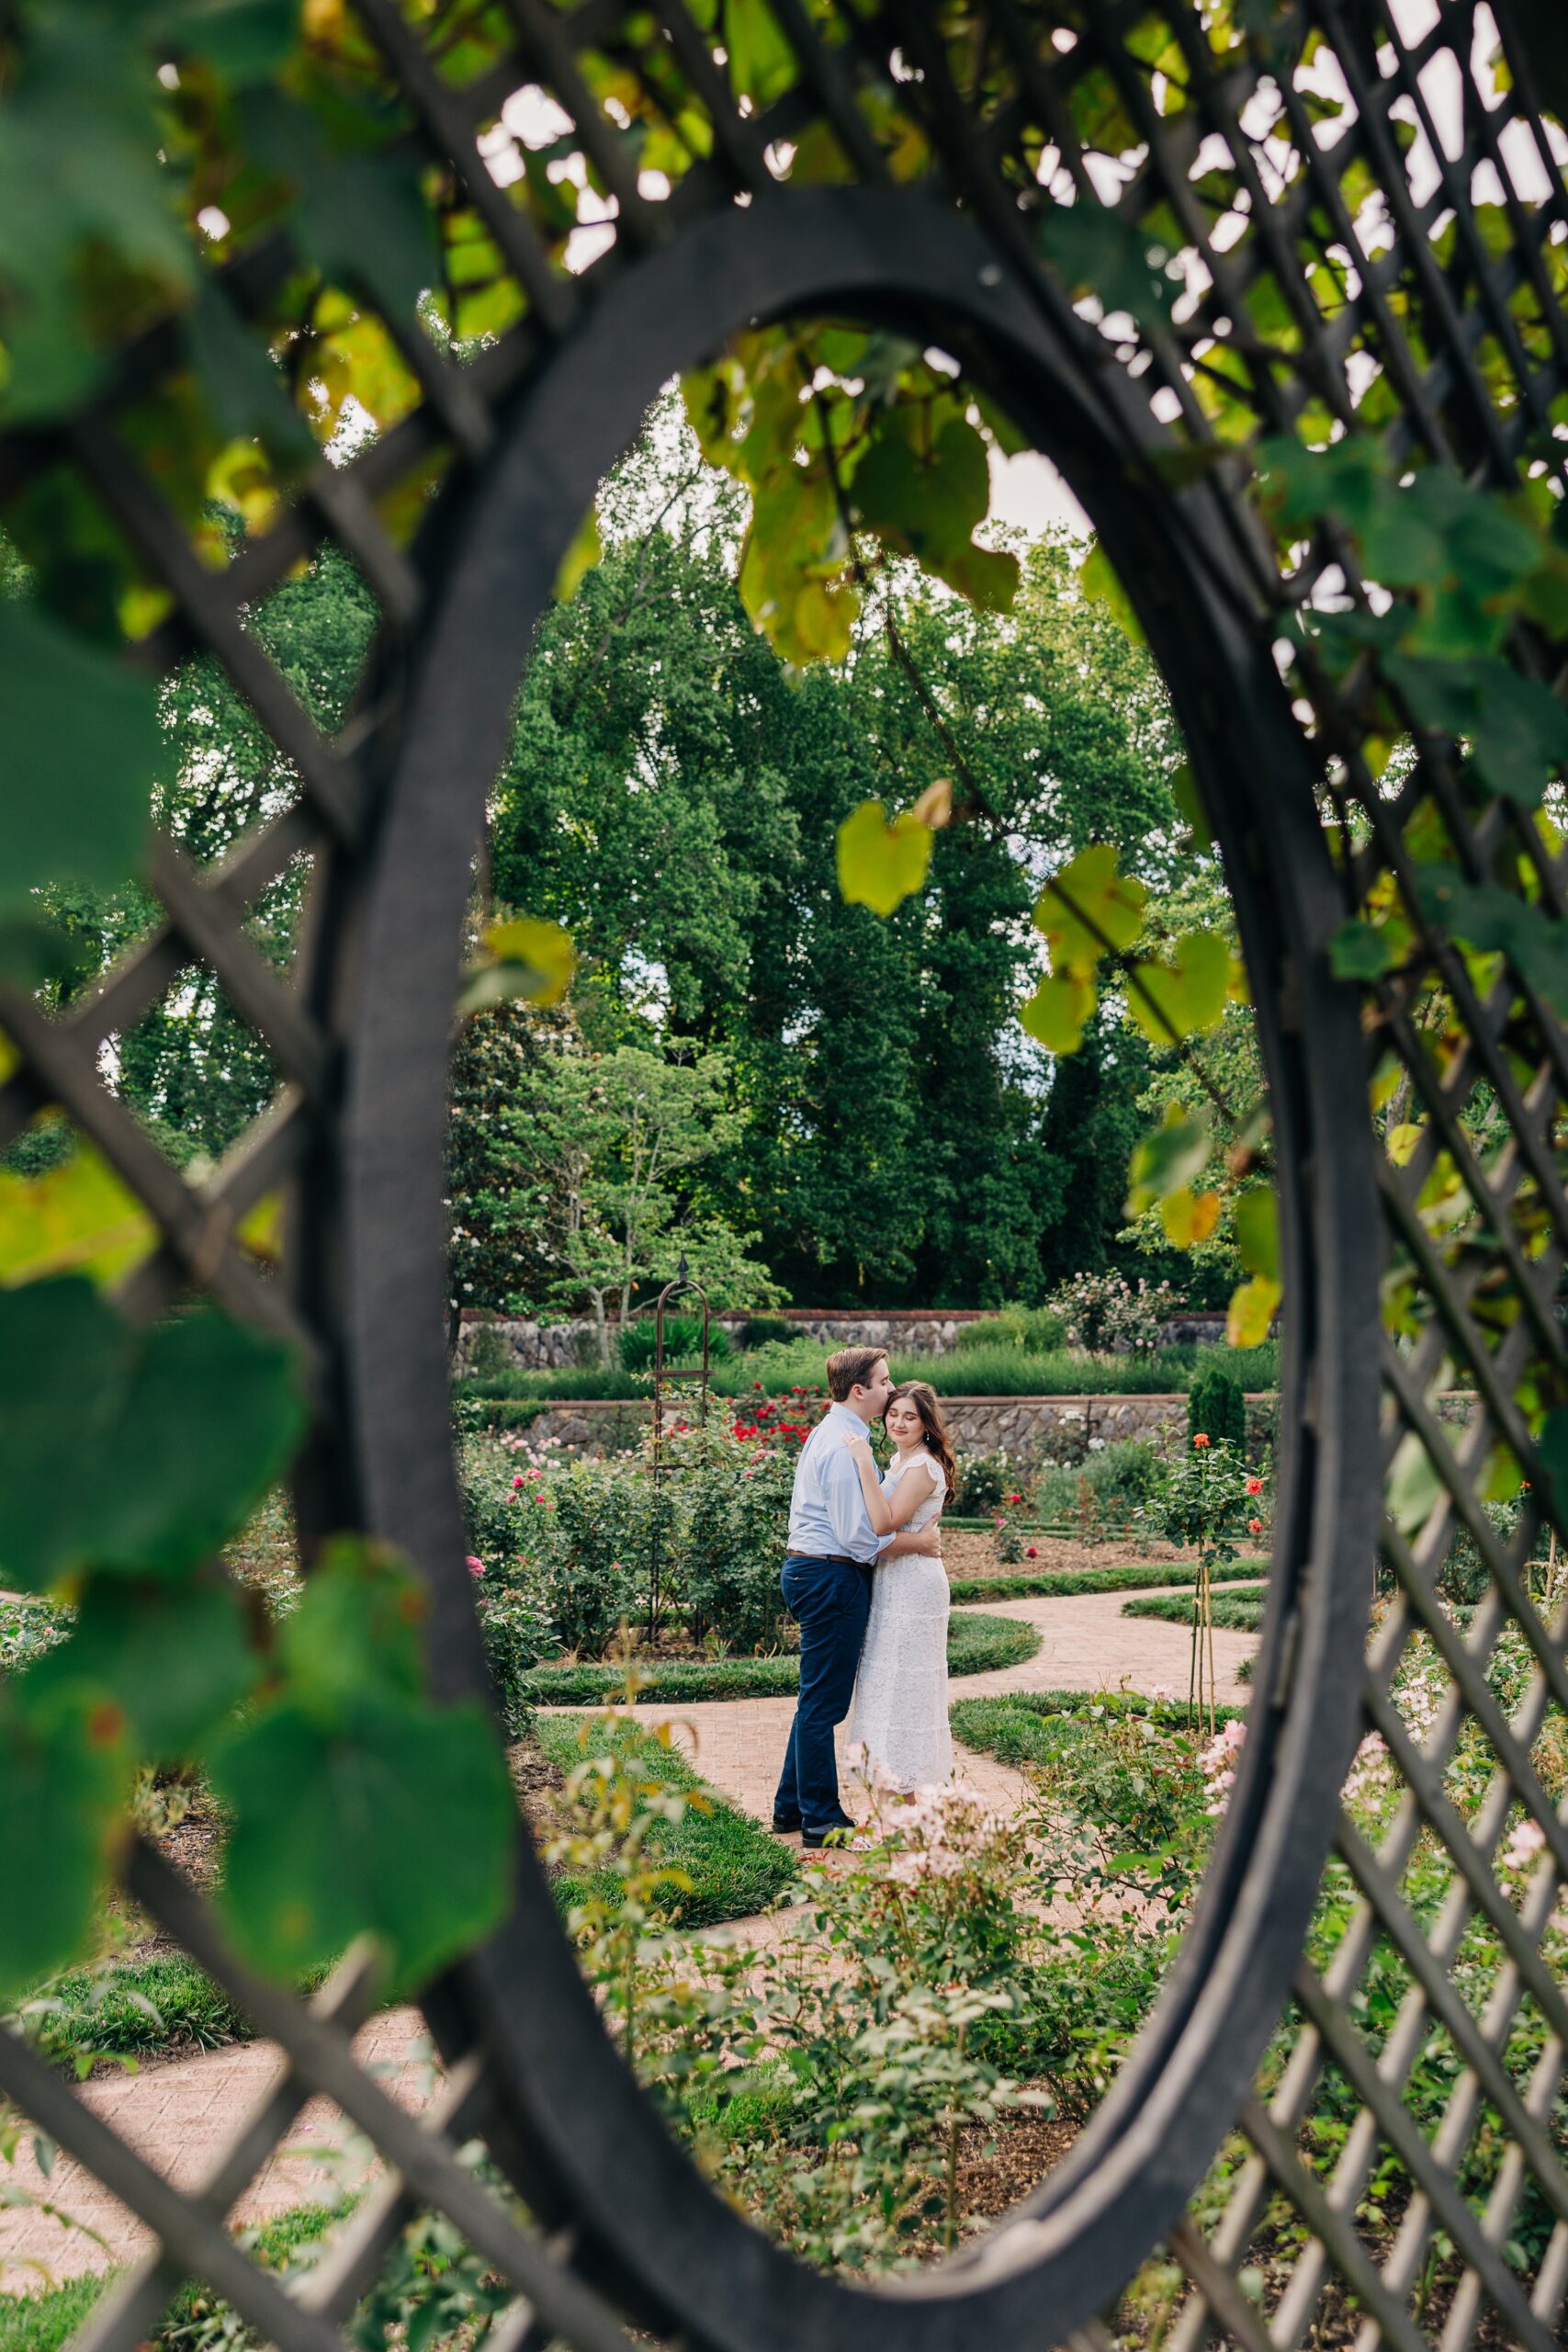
[949, 1559, 1268, 1602]
[1121, 1584, 1269, 1633]
[521, 1609, 1040, 1707]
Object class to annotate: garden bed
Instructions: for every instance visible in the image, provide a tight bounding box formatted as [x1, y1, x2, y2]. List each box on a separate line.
[1121, 1584, 1269, 1633]
[519, 1611, 1040, 1707]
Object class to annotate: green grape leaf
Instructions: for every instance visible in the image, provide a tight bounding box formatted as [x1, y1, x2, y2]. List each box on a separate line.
[722, 0, 796, 106]
[1534, 1406, 1568, 1523]
[457, 918, 578, 1016]
[23, 1576, 257, 1760]
[211, 1690, 514, 1988]
[1018, 972, 1094, 1056]
[165, 0, 299, 85]
[1126, 1104, 1212, 1216]
[837, 798, 936, 917]
[851, 414, 1019, 612]
[1329, 918, 1399, 982]
[1256, 433, 1387, 537]
[0, 1280, 303, 1591]
[1226, 1273, 1281, 1350]
[183, 279, 312, 458]
[1033, 843, 1147, 977]
[0, 1681, 128, 2000]
[1038, 206, 1180, 326]
[1382, 652, 1568, 808]
[1127, 928, 1229, 1041]
[1169, 761, 1213, 852]
[1414, 865, 1568, 1016]
[1233, 1186, 1280, 1283]
[0, 602, 160, 910]
[0, 1138, 158, 1288]
[1387, 1427, 1444, 1535]
[278, 1538, 426, 1723]
[241, 93, 438, 322]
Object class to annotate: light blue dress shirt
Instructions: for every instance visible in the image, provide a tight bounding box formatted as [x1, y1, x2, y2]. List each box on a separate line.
[786, 1401, 881, 1564]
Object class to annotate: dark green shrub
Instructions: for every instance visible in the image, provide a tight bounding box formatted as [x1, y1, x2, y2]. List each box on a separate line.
[950, 1448, 1021, 1515]
[618, 1315, 734, 1374]
[739, 1315, 796, 1349]
[1188, 1364, 1245, 1452]
[465, 1318, 514, 1379]
[475, 1584, 553, 1736]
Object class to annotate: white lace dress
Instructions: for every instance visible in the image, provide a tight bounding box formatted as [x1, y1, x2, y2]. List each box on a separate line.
[846, 1452, 952, 1792]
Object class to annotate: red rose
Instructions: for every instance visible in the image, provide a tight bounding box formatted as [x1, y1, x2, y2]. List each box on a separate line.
[1007, 1492, 1023, 1503]
[511, 1474, 525, 1490]
[1246, 1476, 1262, 1496]
[1248, 1517, 1263, 1535]
[1026, 1548, 1038, 1559]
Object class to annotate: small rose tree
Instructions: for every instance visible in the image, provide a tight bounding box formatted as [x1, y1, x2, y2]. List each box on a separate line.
[1157, 1432, 1260, 1732]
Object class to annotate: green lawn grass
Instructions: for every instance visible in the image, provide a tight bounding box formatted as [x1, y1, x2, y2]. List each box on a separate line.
[18, 1951, 254, 2071]
[0, 2195, 355, 2352]
[520, 1610, 1040, 1707]
[1120, 1584, 1269, 1633]
[533, 1714, 797, 1927]
[949, 1685, 1245, 1768]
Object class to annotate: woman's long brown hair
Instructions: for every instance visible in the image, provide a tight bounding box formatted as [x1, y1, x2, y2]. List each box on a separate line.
[886, 1380, 957, 1498]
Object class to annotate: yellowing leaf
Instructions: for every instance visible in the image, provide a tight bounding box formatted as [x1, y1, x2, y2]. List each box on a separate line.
[237, 1193, 284, 1266]
[553, 506, 601, 603]
[1126, 1102, 1212, 1216]
[1018, 972, 1095, 1056]
[1226, 1274, 1280, 1349]
[1033, 844, 1147, 978]
[1159, 1187, 1222, 1247]
[1387, 1121, 1425, 1166]
[458, 918, 577, 1015]
[0, 1141, 156, 1289]
[837, 798, 937, 917]
[1127, 928, 1230, 1042]
[1232, 1186, 1279, 1283]
[1080, 538, 1145, 645]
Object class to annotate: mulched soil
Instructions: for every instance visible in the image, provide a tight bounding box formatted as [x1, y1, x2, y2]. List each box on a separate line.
[508, 1736, 568, 1858]
[953, 2111, 1079, 2215]
[942, 1529, 1190, 1577]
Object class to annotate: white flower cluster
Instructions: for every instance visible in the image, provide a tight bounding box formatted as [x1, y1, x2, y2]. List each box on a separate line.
[1198, 1717, 1247, 1817]
[845, 1747, 1010, 1882]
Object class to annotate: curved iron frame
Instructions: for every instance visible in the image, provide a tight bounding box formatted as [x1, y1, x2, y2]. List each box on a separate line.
[3, 5, 1567, 2344]
[332, 187, 1381, 2346]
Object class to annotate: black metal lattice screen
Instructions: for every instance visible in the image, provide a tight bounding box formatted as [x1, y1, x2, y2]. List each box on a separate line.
[2, 4, 1568, 2346]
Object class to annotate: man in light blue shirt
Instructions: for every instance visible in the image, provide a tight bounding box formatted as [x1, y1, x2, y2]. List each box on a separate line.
[773, 1346, 940, 1844]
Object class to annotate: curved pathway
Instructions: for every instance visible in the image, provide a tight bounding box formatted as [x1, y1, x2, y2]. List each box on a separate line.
[0, 1585, 1257, 2288]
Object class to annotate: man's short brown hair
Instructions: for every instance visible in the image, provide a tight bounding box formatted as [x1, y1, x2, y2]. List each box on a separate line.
[826, 1346, 889, 1403]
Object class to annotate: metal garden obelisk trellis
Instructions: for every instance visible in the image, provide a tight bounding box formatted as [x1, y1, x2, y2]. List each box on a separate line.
[645, 1261, 711, 1644]
[3, 6, 1568, 2346]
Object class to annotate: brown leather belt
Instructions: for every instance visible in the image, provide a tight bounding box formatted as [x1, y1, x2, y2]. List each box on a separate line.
[784, 1551, 868, 1567]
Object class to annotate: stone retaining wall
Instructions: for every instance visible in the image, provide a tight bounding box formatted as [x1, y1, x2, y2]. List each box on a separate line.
[454, 1306, 1237, 1372]
[487, 1392, 1280, 1463]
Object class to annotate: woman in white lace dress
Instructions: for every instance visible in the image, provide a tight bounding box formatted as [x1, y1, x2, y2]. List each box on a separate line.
[840, 1382, 955, 1792]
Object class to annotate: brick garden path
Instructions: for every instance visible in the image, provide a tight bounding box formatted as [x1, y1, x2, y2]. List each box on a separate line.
[0, 1589, 1256, 2288]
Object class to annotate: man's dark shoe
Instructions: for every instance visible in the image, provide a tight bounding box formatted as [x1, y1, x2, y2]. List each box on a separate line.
[801, 1824, 857, 1849]
[772, 1814, 803, 1835]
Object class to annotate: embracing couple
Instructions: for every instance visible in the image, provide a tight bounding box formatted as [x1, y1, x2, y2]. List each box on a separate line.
[772, 1346, 958, 1847]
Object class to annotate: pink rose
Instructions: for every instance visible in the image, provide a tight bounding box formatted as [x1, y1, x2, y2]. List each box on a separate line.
[512, 1475, 525, 1490]
[466, 1555, 486, 1578]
